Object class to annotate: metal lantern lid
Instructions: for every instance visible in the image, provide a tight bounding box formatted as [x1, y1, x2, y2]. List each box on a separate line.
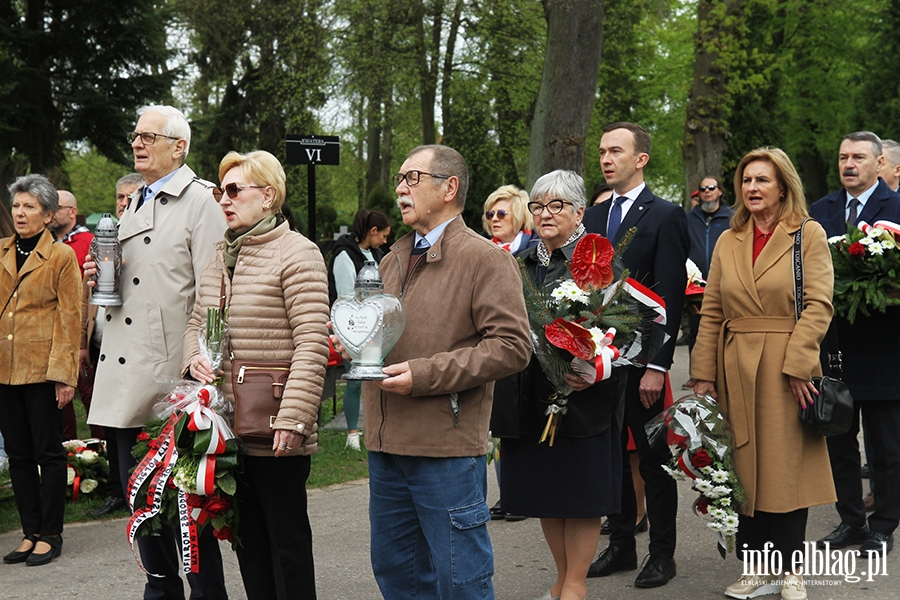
[94, 213, 117, 238]
[355, 260, 383, 292]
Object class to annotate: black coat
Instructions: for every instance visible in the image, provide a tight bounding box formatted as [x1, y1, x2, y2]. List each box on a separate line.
[327, 234, 384, 306]
[491, 237, 625, 439]
[809, 178, 900, 401]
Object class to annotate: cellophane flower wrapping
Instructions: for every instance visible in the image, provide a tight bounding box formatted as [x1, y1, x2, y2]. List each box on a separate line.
[646, 393, 747, 557]
[828, 220, 900, 323]
[127, 308, 240, 576]
[520, 229, 669, 444]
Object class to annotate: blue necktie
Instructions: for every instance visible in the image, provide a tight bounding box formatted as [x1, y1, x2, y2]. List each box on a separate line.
[607, 196, 626, 242]
[848, 197, 860, 226]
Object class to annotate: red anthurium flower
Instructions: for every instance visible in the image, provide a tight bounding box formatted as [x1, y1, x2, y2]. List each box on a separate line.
[545, 318, 595, 360]
[570, 234, 615, 290]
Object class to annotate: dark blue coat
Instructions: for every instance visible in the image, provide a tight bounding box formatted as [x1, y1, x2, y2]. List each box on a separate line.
[809, 178, 900, 400]
[687, 204, 734, 279]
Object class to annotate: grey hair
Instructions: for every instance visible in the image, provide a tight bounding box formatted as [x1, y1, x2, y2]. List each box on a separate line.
[530, 170, 587, 210]
[116, 173, 144, 190]
[882, 139, 900, 167]
[138, 105, 192, 157]
[9, 174, 58, 215]
[406, 145, 469, 208]
[842, 131, 882, 157]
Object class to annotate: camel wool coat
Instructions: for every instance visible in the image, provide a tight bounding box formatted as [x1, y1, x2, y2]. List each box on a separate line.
[690, 218, 836, 515]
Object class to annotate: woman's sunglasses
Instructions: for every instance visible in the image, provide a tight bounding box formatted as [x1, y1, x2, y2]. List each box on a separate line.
[485, 209, 508, 219]
[213, 183, 265, 202]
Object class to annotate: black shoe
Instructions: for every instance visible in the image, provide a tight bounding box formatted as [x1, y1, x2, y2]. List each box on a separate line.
[504, 513, 526, 522]
[817, 523, 869, 549]
[600, 518, 611, 535]
[861, 464, 871, 479]
[3, 535, 37, 564]
[634, 554, 676, 588]
[88, 495, 127, 517]
[25, 535, 62, 567]
[489, 501, 506, 521]
[675, 334, 689, 346]
[858, 532, 893, 556]
[587, 545, 638, 577]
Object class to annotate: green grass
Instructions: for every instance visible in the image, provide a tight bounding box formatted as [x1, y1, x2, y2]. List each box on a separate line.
[0, 382, 368, 534]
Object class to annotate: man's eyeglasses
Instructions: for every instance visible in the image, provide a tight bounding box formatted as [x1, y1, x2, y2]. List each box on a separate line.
[212, 183, 266, 202]
[392, 170, 450, 188]
[485, 209, 508, 219]
[699, 185, 718, 192]
[527, 199, 574, 215]
[127, 131, 181, 145]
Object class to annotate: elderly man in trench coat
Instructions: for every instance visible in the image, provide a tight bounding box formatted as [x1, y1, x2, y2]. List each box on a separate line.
[86, 105, 228, 600]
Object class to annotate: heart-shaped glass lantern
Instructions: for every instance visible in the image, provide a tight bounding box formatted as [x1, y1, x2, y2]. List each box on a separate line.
[331, 261, 405, 380]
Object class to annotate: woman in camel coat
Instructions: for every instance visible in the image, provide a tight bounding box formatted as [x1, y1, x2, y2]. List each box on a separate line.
[691, 148, 835, 600]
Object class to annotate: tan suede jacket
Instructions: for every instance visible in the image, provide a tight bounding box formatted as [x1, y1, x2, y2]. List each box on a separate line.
[0, 229, 82, 388]
[362, 217, 532, 457]
[183, 222, 330, 457]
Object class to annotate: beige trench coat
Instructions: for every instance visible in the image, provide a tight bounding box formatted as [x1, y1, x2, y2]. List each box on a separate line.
[690, 218, 837, 515]
[88, 165, 226, 429]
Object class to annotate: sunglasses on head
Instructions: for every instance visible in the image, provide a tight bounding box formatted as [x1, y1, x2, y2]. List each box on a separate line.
[485, 209, 508, 219]
[212, 182, 265, 202]
[699, 184, 718, 192]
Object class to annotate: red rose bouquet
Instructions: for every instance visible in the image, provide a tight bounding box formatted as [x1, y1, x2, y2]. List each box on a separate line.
[828, 220, 900, 323]
[646, 393, 747, 557]
[127, 308, 240, 576]
[521, 230, 669, 445]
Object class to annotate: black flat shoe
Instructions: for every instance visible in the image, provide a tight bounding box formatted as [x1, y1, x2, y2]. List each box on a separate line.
[3, 535, 37, 564]
[600, 518, 611, 535]
[25, 535, 62, 567]
[634, 554, 676, 588]
[489, 500, 506, 521]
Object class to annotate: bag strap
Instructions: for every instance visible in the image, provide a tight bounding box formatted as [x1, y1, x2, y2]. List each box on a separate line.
[1, 272, 29, 315]
[793, 219, 843, 377]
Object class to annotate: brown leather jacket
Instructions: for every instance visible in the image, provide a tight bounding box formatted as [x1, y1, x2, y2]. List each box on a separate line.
[0, 229, 82, 387]
[362, 217, 532, 457]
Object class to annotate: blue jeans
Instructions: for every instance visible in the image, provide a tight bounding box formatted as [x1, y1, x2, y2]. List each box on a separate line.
[368, 451, 494, 599]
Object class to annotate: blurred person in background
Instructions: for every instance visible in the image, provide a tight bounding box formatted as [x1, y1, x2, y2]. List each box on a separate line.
[328, 208, 391, 450]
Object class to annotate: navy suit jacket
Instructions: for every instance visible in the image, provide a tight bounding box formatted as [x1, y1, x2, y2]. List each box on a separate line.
[583, 186, 689, 370]
[809, 178, 900, 400]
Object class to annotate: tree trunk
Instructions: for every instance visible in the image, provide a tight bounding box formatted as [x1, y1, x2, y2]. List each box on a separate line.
[526, 0, 604, 188]
[414, 0, 444, 145]
[440, 0, 464, 146]
[682, 0, 745, 206]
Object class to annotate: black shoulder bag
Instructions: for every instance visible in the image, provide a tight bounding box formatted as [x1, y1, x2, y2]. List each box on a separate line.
[793, 219, 854, 436]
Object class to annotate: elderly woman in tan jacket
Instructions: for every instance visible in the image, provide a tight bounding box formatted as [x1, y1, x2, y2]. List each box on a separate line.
[0, 175, 81, 567]
[691, 148, 835, 600]
[183, 150, 329, 600]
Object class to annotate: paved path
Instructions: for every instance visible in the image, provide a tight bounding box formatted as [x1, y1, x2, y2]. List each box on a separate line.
[1, 347, 897, 598]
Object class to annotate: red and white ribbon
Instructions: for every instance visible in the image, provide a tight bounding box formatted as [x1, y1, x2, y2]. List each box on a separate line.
[183, 385, 234, 496]
[860, 220, 900, 238]
[622, 278, 667, 325]
[676, 451, 704, 480]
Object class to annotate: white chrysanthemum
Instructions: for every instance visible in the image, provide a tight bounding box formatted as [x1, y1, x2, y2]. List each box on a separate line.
[662, 465, 685, 481]
[707, 521, 724, 532]
[695, 480, 714, 493]
[828, 235, 847, 244]
[710, 469, 730, 483]
[869, 227, 885, 238]
[79, 450, 99, 464]
[712, 485, 732, 497]
[700, 466, 713, 475]
[883, 237, 897, 250]
[724, 525, 739, 535]
[723, 514, 740, 528]
[172, 468, 198, 495]
[80, 478, 98, 494]
[709, 508, 727, 520]
[66, 466, 75, 486]
[868, 242, 885, 255]
[860, 236, 873, 246]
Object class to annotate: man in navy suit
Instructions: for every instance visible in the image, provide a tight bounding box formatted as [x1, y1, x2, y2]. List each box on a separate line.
[584, 122, 688, 588]
[810, 131, 900, 556]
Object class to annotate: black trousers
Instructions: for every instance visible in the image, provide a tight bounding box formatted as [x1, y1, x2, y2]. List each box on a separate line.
[827, 400, 900, 535]
[112, 426, 227, 600]
[236, 454, 316, 600]
[608, 367, 678, 558]
[737, 509, 808, 572]
[0, 382, 67, 538]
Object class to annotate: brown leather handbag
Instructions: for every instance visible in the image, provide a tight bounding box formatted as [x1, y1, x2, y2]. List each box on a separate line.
[220, 275, 292, 444]
[231, 360, 291, 444]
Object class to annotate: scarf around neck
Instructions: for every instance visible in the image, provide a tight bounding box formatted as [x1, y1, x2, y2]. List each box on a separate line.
[222, 213, 281, 274]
